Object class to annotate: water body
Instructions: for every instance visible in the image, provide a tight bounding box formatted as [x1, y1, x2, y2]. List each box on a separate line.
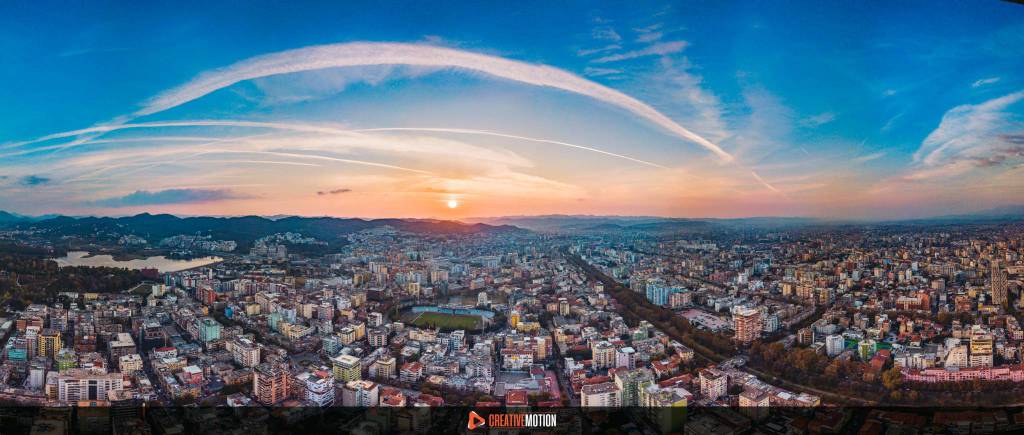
[411, 305, 495, 319]
[52, 251, 221, 272]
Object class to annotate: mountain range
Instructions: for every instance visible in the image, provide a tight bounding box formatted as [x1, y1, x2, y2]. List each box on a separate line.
[0, 211, 57, 225]
[0, 212, 525, 250]
[463, 215, 822, 233]
[1, 206, 1022, 242]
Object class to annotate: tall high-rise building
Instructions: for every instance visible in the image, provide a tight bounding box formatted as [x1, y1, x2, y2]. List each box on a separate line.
[969, 328, 994, 368]
[332, 354, 362, 382]
[991, 260, 1008, 307]
[38, 329, 61, 360]
[645, 284, 673, 306]
[613, 367, 654, 406]
[253, 363, 289, 405]
[825, 334, 845, 357]
[198, 317, 222, 343]
[297, 369, 335, 407]
[370, 356, 396, 379]
[699, 368, 727, 401]
[228, 337, 261, 367]
[591, 341, 616, 369]
[580, 382, 620, 407]
[341, 380, 380, 406]
[733, 307, 762, 344]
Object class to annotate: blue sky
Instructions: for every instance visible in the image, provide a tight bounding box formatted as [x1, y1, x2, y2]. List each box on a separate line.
[1, 1, 1023, 219]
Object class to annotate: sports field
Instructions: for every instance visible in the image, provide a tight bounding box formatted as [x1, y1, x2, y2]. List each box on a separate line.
[403, 311, 482, 331]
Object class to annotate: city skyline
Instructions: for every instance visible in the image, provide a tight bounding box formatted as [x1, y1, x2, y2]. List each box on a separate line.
[2, 1, 1024, 219]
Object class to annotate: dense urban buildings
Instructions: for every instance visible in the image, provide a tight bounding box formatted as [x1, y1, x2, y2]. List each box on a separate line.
[0, 2, 1022, 433]
[3, 210, 1024, 433]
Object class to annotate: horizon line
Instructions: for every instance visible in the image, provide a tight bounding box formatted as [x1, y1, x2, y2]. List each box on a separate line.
[4, 209, 1023, 224]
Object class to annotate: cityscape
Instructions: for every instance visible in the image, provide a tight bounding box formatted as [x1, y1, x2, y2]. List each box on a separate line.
[2, 1, 1024, 434]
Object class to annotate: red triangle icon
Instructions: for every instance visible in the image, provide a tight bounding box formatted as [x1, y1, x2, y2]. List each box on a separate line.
[467, 411, 486, 430]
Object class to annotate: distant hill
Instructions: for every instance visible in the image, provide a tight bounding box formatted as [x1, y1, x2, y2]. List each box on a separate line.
[464, 214, 821, 233]
[468, 211, 1024, 233]
[0, 211, 25, 225]
[463, 215, 693, 232]
[892, 205, 1024, 224]
[8, 212, 526, 249]
[0, 211, 57, 227]
[968, 205, 1024, 218]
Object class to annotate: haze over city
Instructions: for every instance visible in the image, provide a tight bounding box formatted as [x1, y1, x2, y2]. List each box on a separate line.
[1, 2, 1023, 222]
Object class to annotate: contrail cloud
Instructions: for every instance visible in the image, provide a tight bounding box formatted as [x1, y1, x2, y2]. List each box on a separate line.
[4, 43, 783, 192]
[136, 42, 735, 162]
[353, 127, 667, 168]
[4, 120, 663, 169]
[750, 170, 780, 193]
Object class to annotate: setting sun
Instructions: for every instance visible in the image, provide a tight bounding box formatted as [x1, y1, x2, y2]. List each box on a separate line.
[447, 199, 459, 209]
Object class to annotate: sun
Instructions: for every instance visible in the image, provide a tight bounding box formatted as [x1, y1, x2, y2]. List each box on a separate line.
[447, 199, 459, 209]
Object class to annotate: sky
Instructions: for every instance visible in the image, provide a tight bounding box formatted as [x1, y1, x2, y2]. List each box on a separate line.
[1, 1, 1023, 220]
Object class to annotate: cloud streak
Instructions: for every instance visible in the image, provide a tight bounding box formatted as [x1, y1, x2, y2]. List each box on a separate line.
[592, 41, 687, 63]
[352, 127, 668, 168]
[914, 91, 1024, 166]
[800, 112, 836, 127]
[317, 188, 352, 195]
[890, 91, 1024, 183]
[852, 151, 886, 163]
[7, 119, 665, 170]
[20, 175, 50, 186]
[92, 188, 248, 207]
[133, 42, 734, 162]
[972, 77, 1001, 88]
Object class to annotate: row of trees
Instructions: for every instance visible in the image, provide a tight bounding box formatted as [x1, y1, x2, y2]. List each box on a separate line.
[565, 252, 732, 363]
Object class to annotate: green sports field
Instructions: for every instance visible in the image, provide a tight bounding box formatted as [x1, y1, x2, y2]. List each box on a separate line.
[403, 311, 483, 331]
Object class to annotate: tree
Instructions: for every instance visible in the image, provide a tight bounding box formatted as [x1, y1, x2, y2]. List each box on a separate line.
[881, 367, 903, 390]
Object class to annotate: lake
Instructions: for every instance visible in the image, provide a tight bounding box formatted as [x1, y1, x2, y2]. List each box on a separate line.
[52, 251, 222, 272]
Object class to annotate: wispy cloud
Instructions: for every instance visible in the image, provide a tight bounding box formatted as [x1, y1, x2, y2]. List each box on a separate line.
[592, 41, 688, 63]
[317, 188, 352, 195]
[583, 67, 622, 77]
[639, 56, 729, 143]
[972, 77, 1001, 88]
[354, 127, 668, 168]
[914, 91, 1024, 166]
[799, 112, 837, 127]
[893, 91, 1024, 183]
[636, 31, 663, 43]
[880, 110, 905, 132]
[9, 119, 664, 170]
[591, 27, 622, 42]
[577, 44, 620, 57]
[92, 188, 248, 207]
[20, 42, 734, 163]
[633, 23, 662, 33]
[852, 151, 886, 163]
[249, 65, 438, 107]
[20, 175, 50, 186]
[57, 46, 130, 58]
